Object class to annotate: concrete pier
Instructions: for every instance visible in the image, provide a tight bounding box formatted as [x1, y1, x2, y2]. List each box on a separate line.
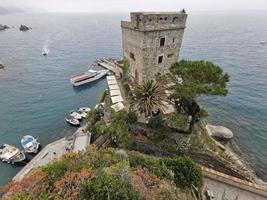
[13, 138, 73, 181]
[96, 59, 122, 77]
[13, 127, 91, 182]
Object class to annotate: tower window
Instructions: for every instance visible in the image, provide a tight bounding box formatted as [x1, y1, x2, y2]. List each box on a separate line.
[173, 37, 175, 43]
[160, 17, 163, 20]
[167, 54, 174, 58]
[160, 37, 165, 47]
[130, 52, 136, 61]
[158, 55, 163, 64]
[164, 17, 167, 20]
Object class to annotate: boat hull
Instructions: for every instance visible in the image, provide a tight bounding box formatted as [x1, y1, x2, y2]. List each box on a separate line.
[70, 70, 109, 87]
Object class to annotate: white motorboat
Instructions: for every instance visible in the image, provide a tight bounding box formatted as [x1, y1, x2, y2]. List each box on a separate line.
[78, 107, 91, 113]
[259, 41, 266, 45]
[21, 135, 40, 154]
[70, 110, 82, 120]
[70, 69, 109, 87]
[65, 116, 80, 126]
[42, 49, 47, 56]
[77, 110, 87, 118]
[0, 144, 26, 164]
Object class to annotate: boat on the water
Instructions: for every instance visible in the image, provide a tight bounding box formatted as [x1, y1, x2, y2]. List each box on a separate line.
[70, 110, 83, 120]
[78, 107, 91, 118]
[77, 110, 87, 118]
[259, 41, 266, 45]
[65, 116, 80, 126]
[70, 69, 109, 87]
[0, 144, 26, 164]
[21, 135, 40, 154]
[78, 107, 91, 113]
[42, 49, 47, 56]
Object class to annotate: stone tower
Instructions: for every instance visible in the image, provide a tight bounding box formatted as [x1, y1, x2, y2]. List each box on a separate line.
[121, 10, 187, 83]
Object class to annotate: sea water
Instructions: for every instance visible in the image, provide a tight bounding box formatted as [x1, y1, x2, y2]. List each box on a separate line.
[0, 11, 266, 185]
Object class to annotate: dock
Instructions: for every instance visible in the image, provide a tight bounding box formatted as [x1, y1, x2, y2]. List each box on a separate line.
[73, 127, 91, 153]
[96, 59, 122, 77]
[13, 127, 91, 182]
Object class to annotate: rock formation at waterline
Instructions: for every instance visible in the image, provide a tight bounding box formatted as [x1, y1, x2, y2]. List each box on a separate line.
[19, 24, 31, 31]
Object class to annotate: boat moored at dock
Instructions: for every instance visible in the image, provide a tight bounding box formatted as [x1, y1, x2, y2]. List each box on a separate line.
[0, 144, 26, 164]
[70, 69, 109, 87]
[21, 135, 40, 154]
[70, 110, 83, 120]
[65, 116, 80, 126]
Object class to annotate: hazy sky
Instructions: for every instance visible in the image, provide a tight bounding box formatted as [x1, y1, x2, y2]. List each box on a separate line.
[1, 0, 267, 13]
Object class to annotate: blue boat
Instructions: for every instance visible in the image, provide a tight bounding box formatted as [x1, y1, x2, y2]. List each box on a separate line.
[21, 135, 40, 154]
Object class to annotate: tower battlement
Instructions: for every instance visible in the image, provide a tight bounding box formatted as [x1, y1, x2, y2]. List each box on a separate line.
[121, 10, 187, 32]
[121, 10, 187, 82]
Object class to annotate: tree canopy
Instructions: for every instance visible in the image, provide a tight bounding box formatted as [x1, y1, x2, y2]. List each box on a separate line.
[170, 60, 230, 98]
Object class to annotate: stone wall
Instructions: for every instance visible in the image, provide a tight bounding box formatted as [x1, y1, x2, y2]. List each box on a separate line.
[121, 10, 187, 82]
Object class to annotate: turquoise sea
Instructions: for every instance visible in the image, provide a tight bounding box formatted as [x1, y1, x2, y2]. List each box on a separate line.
[0, 11, 266, 185]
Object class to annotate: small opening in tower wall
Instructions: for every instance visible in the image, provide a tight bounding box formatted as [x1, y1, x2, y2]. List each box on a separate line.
[160, 37, 165, 47]
[158, 55, 163, 64]
[167, 54, 174, 58]
[130, 52, 136, 61]
[173, 37, 175, 43]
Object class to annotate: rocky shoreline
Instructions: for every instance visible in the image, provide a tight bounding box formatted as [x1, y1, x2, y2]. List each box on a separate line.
[205, 123, 267, 185]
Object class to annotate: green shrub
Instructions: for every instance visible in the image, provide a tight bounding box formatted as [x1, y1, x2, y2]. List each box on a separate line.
[162, 157, 202, 188]
[11, 193, 32, 200]
[80, 172, 139, 200]
[128, 151, 171, 179]
[148, 115, 163, 129]
[38, 192, 52, 200]
[42, 160, 68, 184]
[126, 111, 137, 124]
[92, 120, 106, 141]
[107, 110, 134, 149]
[167, 113, 187, 130]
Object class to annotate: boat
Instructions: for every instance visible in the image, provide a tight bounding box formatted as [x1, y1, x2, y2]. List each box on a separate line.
[0, 144, 26, 164]
[259, 41, 266, 45]
[65, 116, 80, 126]
[77, 110, 87, 118]
[42, 49, 47, 56]
[21, 135, 40, 154]
[70, 110, 82, 120]
[78, 107, 91, 113]
[70, 69, 109, 87]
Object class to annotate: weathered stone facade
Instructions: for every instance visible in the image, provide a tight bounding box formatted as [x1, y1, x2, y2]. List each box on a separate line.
[121, 10, 187, 82]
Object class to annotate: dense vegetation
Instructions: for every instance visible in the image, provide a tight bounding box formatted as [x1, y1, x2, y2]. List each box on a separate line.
[2, 148, 202, 200]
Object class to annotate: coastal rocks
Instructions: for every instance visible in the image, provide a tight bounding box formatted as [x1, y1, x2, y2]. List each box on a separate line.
[0, 24, 10, 31]
[19, 24, 31, 31]
[206, 125, 233, 141]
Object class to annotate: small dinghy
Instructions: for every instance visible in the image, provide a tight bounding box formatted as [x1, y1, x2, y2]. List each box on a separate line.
[77, 110, 87, 118]
[65, 116, 80, 126]
[42, 49, 47, 56]
[78, 107, 91, 113]
[70, 110, 82, 120]
[21, 135, 40, 154]
[0, 144, 26, 164]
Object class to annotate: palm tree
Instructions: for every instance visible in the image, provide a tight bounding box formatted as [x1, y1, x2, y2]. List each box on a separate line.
[130, 79, 167, 117]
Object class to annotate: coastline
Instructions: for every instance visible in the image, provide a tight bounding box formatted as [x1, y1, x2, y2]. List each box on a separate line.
[205, 123, 267, 185]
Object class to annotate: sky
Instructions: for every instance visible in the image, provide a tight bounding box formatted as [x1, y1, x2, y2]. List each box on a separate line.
[1, 0, 267, 13]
